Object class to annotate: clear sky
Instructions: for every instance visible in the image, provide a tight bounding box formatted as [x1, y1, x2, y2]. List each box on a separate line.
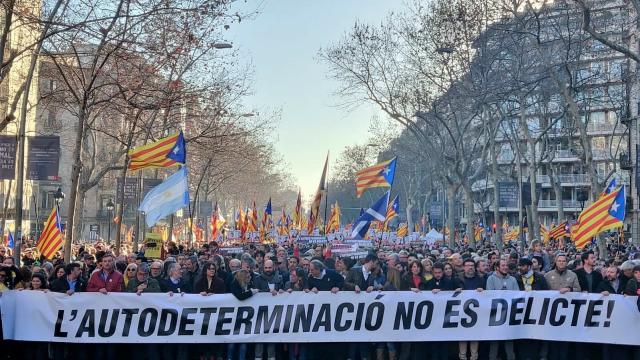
[227, 0, 403, 200]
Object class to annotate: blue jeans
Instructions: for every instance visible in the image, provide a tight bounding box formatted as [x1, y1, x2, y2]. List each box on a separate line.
[227, 343, 248, 360]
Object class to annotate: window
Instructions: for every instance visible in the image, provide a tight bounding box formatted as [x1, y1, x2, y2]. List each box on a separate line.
[590, 111, 606, 124]
[592, 137, 606, 150]
[44, 110, 56, 129]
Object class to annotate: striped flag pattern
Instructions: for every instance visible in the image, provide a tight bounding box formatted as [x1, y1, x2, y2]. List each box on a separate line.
[355, 157, 396, 197]
[548, 221, 567, 240]
[36, 207, 63, 259]
[599, 185, 625, 233]
[383, 195, 399, 230]
[540, 224, 549, 244]
[325, 202, 341, 234]
[308, 153, 329, 233]
[573, 189, 620, 249]
[293, 189, 302, 229]
[397, 223, 408, 237]
[128, 132, 183, 171]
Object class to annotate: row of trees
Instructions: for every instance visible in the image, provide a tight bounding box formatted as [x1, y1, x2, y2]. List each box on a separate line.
[1, 0, 295, 262]
[322, 0, 635, 251]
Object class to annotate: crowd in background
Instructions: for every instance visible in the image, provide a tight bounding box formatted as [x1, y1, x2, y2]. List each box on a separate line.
[1, 236, 640, 360]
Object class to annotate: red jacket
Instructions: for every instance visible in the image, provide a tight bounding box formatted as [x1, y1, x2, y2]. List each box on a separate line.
[87, 269, 124, 293]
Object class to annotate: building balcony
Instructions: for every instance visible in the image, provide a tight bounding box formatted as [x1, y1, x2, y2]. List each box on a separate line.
[537, 199, 582, 209]
[586, 122, 624, 134]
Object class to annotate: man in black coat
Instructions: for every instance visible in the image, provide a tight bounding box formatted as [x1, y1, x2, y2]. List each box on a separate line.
[597, 265, 627, 359]
[573, 251, 604, 360]
[516, 258, 548, 291]
[574, 250, 603, 293]
[425, 263, 457, 292]
[50, 263, 87, 294]
[343, 254, 378, 292]
[49, 262, 86, 360]
[306, 259, 344, 292]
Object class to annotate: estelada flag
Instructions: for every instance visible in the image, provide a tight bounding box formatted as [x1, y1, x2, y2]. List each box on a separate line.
[37, 206, 63, 259]
[128, 131, 185, 171]
[355, 157, 396, 197]
[573, 188, 620, 249]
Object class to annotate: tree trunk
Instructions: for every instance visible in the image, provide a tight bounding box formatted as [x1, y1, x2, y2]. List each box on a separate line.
[74, 189, 87, 245]
[63, 106, 86, 263]
[528, 160, 539, 242]
[462, 182, 476, 248]
[406, 200, 413, 235]
[113, 162, 129, 255]
[446, 184, 456, 248]
[491, 142, 503, 251]
[549, 165, 565, 222]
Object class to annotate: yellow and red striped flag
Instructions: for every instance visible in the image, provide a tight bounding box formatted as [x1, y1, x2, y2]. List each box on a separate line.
[128, 132, 185, 171]
[293, 189, 302, 229]
[355, 157, 396, 197]
[548, 221, 567, 240]
[540, 224, 549, 244]
[325, 202, 341, 234]
[36, 207, 63, 259]
[383, 195, 399, 230]
[210, 203, 225, 240]
[598, 184, 625, 233]
[573, 189, 620, 249]
[397, 223, 408, 237]
[308, 153, 328, 233]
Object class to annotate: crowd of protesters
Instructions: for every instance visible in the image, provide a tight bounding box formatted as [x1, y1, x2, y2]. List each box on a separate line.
[0, 235, 640, 360]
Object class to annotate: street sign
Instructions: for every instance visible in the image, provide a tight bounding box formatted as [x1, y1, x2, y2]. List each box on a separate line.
[0, 136, 16, 180]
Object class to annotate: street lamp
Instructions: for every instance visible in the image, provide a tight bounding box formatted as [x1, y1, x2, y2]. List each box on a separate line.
[106, 199, 115, 244]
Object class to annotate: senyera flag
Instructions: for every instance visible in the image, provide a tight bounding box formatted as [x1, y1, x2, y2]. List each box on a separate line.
[128, 131, 185, 171]
[355, 157, 396, 197]
[36, 206, 63, 259]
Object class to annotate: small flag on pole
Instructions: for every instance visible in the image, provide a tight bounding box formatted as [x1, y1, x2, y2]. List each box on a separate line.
[36, 207, 63, 259]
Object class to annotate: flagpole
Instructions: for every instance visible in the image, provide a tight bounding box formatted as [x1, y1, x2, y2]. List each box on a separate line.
[323, 152, 330, 230]
[134, 171, 143, 253]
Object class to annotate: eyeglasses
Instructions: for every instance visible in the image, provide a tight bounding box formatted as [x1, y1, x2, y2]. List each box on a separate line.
[150, 267, 161, 270]
[127, 269, 136, 272]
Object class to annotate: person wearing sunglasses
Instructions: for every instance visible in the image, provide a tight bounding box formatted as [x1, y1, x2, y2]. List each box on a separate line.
[123, 264, 137, 288]
[126, 263, 160, 295]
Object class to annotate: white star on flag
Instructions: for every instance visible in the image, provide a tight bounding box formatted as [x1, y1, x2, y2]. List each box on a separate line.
[608, 183, 616, 192]
[610, 201, 620, 212]
[173, 146, 180, 154]
[382, 167, 390, 175]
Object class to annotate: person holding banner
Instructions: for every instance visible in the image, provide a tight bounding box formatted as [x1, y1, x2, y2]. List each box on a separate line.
[286, 269, 309, 360]
[401, 260, 428, 292]
[486, 258, 518, 360]
[228, 269, 256, 360]
[194, 262, 226, 295]
[86, 254, 123, 293]
[544, 254, 581, 360]
[126, 263, 161, 294]
[458, 258, 485, 360]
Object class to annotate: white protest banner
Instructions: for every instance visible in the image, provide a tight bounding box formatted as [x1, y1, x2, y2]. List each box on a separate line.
[1, 290, 639, 344]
